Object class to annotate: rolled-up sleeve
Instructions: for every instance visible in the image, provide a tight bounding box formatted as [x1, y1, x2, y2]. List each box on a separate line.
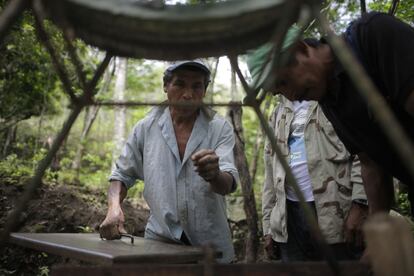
[109, 122, 144, 189]
[215, 120, 240, 193]
[350, 156, 367, 201]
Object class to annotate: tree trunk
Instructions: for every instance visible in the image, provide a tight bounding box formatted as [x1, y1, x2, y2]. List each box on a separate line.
[72, 59, 114, 174]
[71, 105, 100, 174]
[249, 129, 263, 185]
[206, 58, 219, 102]
[249, 98, 271, 184]
[230, 66, 237, 100]
[2, 124, 17, 158]
[111, 58, 128, 170]
[227, 104, 259, 263]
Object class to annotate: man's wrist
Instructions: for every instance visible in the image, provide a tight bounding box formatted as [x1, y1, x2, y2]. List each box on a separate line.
[352, 198, 369, 207]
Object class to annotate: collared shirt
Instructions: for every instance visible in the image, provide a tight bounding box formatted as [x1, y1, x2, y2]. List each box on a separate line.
[110, 106, 239, 263]
[263, 97, 366, 244]
[320, 12, 414, 185]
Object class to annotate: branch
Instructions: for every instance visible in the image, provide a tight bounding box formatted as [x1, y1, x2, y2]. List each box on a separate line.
[83, 53, 113, 99]
[388, 0, 399, 15]
[32, 0, 78, 103]
[360, 0, 366, 15]
[0, 0, 28, 45]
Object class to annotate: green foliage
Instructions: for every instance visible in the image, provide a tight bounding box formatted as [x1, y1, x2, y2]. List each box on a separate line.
[126, 60, 164, 101]
[0, 154, 33, 185]
[37, 265, 49, 276]
[0, 10, 62, 131]
[396, 191, 412, 218]
[368, 0, 414, 25]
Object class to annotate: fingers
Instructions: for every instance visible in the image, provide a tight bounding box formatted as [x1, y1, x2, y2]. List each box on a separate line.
[354, 225, 363, 248]
[192, 149, 220, 181]
[192, 149, 218, 165]
[99, 221, 121, 240]
[344, 226, 355, 245]
[99, 209, 126, 240]
[191, 149, 215, 162]
[264, 235, 278, 260]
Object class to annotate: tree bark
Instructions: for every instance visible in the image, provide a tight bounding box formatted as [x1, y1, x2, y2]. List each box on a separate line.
[111, 58, 128, 170]
[72, 59, 114, 174]
[2, 124, 17, 158]
[206, 58, 219, 102]
[227, 104, 259, 263]
[249, 98, 271, 184]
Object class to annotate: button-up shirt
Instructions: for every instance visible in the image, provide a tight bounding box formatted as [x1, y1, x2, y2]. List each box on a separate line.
[110, 106, 239, 263]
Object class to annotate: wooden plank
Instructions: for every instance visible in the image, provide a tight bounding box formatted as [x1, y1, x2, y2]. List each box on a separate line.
[9, 233, 207, 264]
[51, 262, 371, 276]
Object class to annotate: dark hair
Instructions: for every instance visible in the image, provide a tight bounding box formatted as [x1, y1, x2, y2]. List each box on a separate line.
[163, 65, 210, 89]
[282, 38, 321, 67]
[303, 38, 321, 48]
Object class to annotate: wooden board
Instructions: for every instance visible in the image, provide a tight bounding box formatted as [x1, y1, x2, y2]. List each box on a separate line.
[9, 233, 208, 264]
[51, 262, 372, 276]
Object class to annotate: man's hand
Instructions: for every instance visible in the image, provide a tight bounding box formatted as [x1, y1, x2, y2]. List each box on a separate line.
[191, 149, 234, 195]
[359, 152, 393, 214]
[99, 206, 127, 240]
[99, 181, 128, 240]
[344, 202, 368, 248]
[191, 149, 220, 182]
[264, 234, 278, 260]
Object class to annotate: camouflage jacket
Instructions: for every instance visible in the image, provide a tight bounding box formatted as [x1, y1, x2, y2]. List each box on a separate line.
[263, 98, 366, 244]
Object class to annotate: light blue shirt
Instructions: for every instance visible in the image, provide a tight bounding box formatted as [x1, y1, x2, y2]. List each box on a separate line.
[286, 101, 314, 202]
[110, 106, 239, 263]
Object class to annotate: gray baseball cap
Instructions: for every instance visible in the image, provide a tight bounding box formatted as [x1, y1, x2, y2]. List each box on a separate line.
[165, 59, 211, 82]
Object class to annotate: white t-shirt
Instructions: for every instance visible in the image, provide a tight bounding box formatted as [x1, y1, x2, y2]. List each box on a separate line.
[285, 101, 314, 202]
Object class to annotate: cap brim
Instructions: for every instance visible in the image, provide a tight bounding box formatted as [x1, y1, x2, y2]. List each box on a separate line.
[168, 61, 210, 75]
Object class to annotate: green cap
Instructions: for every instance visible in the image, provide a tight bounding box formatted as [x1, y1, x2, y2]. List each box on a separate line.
[246, 25, 301, 91]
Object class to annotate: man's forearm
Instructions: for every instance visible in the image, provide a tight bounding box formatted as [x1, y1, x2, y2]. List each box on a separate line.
[359, 153, 393, 213]
[108, 180, 127, 209]
[209, 171, 234, 195]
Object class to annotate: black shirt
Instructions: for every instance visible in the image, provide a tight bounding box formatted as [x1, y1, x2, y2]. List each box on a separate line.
[320, 12, 414, 186]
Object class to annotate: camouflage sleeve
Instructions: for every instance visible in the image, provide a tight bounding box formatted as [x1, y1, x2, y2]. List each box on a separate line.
[350, 156, 367, 201]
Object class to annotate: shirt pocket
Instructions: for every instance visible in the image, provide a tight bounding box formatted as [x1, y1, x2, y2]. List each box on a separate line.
[318, 118, 350, 162]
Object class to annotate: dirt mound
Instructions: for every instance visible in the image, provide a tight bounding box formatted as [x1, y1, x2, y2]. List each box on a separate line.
[0, 181, 149, 275]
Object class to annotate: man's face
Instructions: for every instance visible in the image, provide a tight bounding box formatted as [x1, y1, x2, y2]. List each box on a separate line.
[164, 69, 206, 115]
[273, 48, 329, 101]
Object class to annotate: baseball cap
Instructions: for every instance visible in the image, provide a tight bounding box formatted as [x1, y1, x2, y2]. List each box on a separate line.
[165, 59, 211, 82]
[246, 25, 301, 91]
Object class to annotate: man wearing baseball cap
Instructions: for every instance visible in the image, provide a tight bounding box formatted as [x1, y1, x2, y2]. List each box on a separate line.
[100, 59, 239, 263]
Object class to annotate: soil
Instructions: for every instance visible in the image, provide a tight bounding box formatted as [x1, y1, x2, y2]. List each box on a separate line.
[0, 181, 149, 275]
[0, 179, 260, 275]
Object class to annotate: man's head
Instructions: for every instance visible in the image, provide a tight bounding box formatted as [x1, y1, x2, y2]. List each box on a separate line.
[163, 59, 211, 115]
[247, 27, 332, 101]
[163, 59, 211, 89]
